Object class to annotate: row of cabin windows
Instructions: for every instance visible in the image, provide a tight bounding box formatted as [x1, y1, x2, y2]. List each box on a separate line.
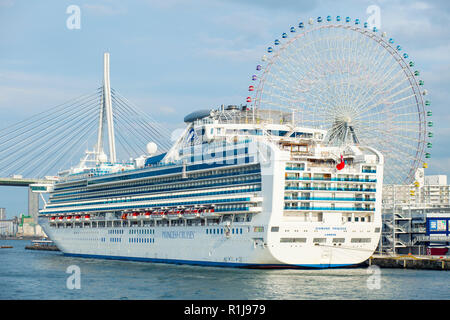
[129, 229, 154, 235]
[206, 228, 243, 235]
[52, 174, 261, 202]
[54, 165, 259, 195]
[50, 184, 261, 205]
[129, 238, 154, 243]
[182, 147, 249, 159]
[48, 187, 260, 209]
[280, 237, 372, 243]
[108, 229, 124, 234]
[49, 197, 252, 215]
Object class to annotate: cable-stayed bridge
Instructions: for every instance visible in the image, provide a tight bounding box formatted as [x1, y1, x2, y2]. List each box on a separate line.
[0, 53, 173, 222]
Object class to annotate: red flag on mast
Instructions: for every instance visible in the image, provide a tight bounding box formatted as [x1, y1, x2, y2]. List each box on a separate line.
[336, 155, 345, 170]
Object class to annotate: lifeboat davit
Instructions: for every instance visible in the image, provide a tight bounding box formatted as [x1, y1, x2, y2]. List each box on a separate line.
[184, 208, 200, 219]
[151, 211, 166, 220]
[167, 209, 179, 218]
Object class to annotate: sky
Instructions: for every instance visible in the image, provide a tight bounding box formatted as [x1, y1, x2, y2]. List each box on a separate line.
[0, 0, 449, 218]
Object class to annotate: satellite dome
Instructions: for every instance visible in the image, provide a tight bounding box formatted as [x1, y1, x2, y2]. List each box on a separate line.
[146, 142, 158, 155]
[98, 153, 107, 163]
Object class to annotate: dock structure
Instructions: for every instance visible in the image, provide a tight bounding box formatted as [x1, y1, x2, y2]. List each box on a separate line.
[366, 254, 449, 270]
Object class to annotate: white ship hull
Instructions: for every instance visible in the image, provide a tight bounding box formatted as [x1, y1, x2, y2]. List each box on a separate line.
[40, 219, 380, 268]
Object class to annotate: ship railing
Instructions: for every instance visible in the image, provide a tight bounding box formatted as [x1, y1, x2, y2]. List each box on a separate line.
[97, 206, 265, 220]
[305, 163, 363, 171]
[285, 166, 305, 171]
[285, 177, 377, 183]
[285, 186, 376, 192]
[284, 206, 374, 211]
[284, 196, 375, 202]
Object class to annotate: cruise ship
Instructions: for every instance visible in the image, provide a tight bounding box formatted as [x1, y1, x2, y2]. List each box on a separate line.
[38, 104, 384, 268]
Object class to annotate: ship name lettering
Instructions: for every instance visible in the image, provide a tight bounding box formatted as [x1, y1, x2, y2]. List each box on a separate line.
[162, 230, 195, 239]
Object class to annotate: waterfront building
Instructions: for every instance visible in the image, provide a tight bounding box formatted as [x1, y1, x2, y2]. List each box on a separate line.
[16, 214, 46, 237]
[0, 216, 18, 237]
[380, 169, 450, 255]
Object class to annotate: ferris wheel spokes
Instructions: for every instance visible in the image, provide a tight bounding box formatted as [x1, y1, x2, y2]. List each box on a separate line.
[247, 15, 431, 184]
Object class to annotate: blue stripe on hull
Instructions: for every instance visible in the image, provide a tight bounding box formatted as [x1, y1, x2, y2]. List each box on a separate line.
[62, 253, 354, 269]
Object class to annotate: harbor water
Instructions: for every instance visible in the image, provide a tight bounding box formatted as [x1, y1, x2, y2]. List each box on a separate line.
[0, 240, 448, 300]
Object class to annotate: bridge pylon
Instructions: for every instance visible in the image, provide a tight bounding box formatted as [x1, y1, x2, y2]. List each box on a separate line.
[96, 52, 116, 164]
[28, 186, 39, 223]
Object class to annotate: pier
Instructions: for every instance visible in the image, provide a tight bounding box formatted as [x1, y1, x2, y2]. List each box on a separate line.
[366, 254, 449, 270]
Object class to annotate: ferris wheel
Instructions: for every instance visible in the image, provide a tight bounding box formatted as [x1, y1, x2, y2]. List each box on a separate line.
[247, 15, 432, 185]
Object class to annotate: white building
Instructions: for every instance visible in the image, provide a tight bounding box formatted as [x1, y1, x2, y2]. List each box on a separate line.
[0, 219, 18, 236]
[382, 169, 450, 208]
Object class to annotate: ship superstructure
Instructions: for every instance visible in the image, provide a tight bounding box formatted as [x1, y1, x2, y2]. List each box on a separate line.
[38, 104, 384, 267]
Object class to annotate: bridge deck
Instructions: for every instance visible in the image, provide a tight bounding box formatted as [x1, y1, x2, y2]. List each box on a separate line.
[0, 178, 51, 187]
